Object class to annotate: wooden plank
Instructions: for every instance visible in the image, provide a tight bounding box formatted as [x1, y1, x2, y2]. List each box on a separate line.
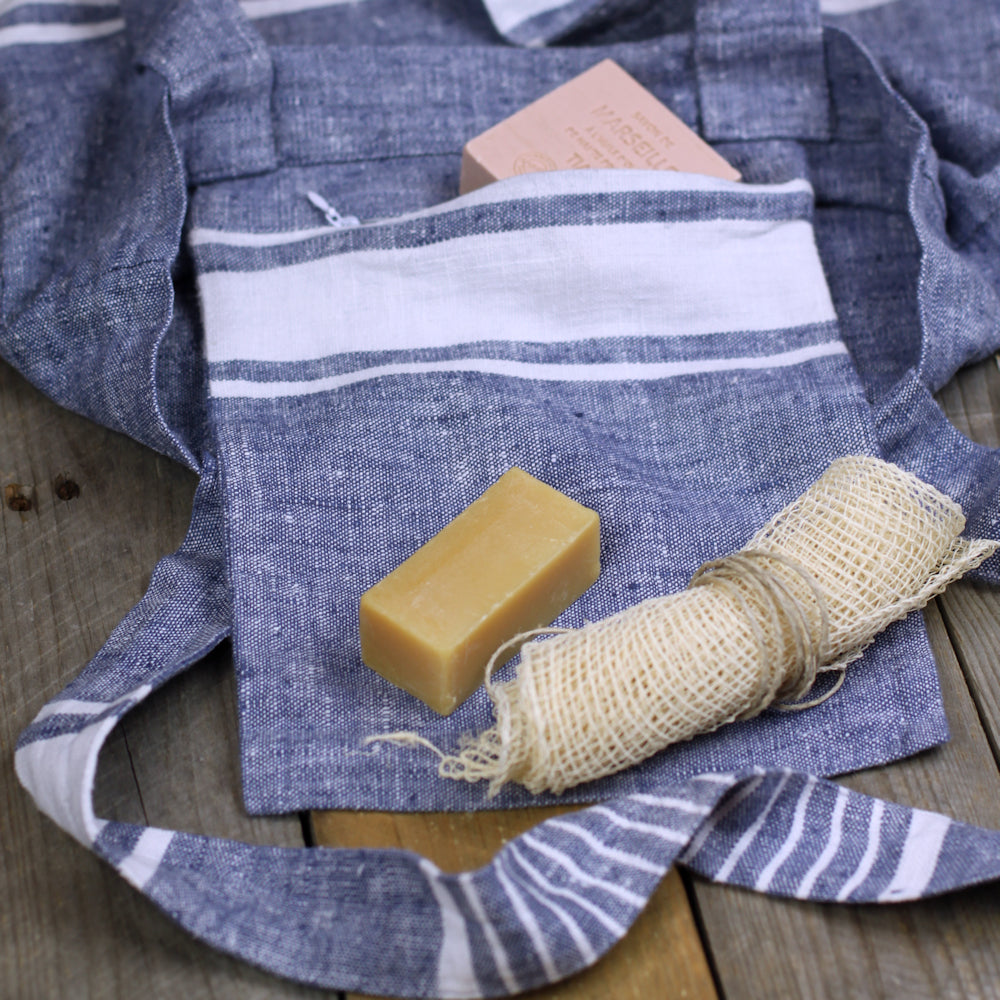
[0, 362, 324, 999]
[312, 807, 719, 1000]
[690, 600, 1000, 999]
[937, 581, 1000, 762]
[9, 347, 998, 999]
[97, 642, 305, 844]
[935, 354, 1000, 451]
[934, 354, 1000, 760]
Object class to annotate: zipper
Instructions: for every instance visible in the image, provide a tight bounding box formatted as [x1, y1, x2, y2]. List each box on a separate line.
[305, 191, 360, 229]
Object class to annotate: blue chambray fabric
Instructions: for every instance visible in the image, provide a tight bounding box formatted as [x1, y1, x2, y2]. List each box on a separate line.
[7, 0, 1000, 994]
[821, 0, 1000, 556]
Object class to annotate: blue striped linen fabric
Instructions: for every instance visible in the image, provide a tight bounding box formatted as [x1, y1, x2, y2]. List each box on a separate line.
[6, 0, 1000, 994]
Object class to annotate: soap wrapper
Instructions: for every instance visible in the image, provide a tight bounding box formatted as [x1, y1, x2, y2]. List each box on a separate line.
[460, 59, 740, 193]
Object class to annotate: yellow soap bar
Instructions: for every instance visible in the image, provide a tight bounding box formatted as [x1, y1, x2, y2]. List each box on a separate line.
[359, 468, 600, 715]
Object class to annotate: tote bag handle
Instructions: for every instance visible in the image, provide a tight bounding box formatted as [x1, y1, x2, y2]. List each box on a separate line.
[482, 0, 1000, 579]
[481, 0, 830, 139]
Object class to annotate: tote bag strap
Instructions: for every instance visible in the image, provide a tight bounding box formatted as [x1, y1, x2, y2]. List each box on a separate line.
[124, 0, 830, 171]
[120, 0, 277, 183]
[694, 0, 830, 140]
[873, 77, 1000, 577]
[481, 0, 830, 140]
[482, 0, 1000, 571]
[16, 461, 1000, 995]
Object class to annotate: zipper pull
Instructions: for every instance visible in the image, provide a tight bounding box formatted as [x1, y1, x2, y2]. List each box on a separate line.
[306, 191, 360, 229]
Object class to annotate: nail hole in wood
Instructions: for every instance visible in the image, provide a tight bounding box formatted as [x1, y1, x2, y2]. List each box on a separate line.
[4, 483, 32, 512]
[54, 475, 81, 502]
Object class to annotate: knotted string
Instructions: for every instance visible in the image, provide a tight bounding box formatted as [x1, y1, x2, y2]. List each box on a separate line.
[689, 549, 834, 711]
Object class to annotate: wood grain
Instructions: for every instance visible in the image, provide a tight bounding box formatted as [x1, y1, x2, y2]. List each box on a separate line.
[312, 807, 719, 1000]
[6, 346, 1000, 1000]
[935, 354, 1000, 451]
[312, 355, 1000, 1000]
[937, 580, 1000, 762]
[0, 362, 326, 1000]
[935, 354, 1000, 761]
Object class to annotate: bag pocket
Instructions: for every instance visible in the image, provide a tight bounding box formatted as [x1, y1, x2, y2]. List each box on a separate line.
[190, 166, 952, 814]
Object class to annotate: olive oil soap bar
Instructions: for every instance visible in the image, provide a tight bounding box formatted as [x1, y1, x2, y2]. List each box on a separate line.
[359, 468, 600, 715]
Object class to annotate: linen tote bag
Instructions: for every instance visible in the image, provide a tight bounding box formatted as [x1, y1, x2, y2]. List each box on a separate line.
[6, 0, 1000, 995]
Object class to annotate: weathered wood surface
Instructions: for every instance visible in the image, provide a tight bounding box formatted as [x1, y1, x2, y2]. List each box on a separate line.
[691, 600, 1000, 1000]
[0, 361, 325, 1000]
[314, 361, 1000, 998]
[690, 357, 1000, 999]
[4, 350, 1000, 1000]
[936, 359, 1000, 765]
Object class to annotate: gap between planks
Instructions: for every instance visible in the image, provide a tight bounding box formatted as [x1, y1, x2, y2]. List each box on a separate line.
[7, 354, 1000, 1000]
[1, 361, 323, 1000]
[687, 357, 1000, 1000]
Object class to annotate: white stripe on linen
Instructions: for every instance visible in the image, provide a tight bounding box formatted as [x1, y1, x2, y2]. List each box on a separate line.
[836, 799, 885, 901]
[876, 809, 952, 902]
[755, 776, 817, 891]
[33, 684, 151, 722]
[0, 0, 363, 18]
[15, 683, 153, 849]
[33, 697, 113, 721]
[481, 0, 569, 35]
[458, 873, 520, 994]
[695, 773, 739, 785]
[627, 793, 713, 817]
[190, 225, 338, 249]
[117, 827, 175, 891]
[210, 342, 849, 399]
[589, 804, 689, 845]
[14, 717, 117, 847]
[240, 0, 367, 19]
[543, 818, 667, 876]
[505, 846, 598, 966]
[795, 784, 849, 898]
[714, 771, 794, 882]
[190, 173, 814, 249]
[679, 771, 767, 864]
[0, 0, 117, 11]
[820, 0, 900, 13]
[0, 17, 122, 45]
[201, 218, 836, 364]
[494, 860, 559, 983]
[508, 844, 627, 938]
[418, 860, 480, 1000]
[521, 832, 647, 907]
